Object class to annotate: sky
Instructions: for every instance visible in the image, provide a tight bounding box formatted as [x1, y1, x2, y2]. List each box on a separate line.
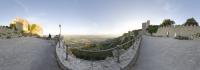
[0, 0, 200, 35]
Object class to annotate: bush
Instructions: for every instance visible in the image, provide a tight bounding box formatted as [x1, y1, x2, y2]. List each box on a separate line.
[194, 33, 200, 37]
[70, 48, 113, 60]
[6, 36, 11, 39]
[121, 40, 134, 50]
[147, 25, 159, 35]
[175, 36, 191, 40]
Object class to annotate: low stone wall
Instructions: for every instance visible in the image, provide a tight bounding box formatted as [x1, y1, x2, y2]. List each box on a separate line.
[55, 36, 142, 70]
[123, 36, 142, 70]
[55, 39, 70, 70]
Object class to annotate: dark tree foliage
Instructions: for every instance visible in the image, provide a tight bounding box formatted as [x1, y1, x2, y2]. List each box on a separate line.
[160, 19, 175, 26]
[10, 24, 17, 30]
[183, 18, 199, 26]
[147, 25, 159, 35]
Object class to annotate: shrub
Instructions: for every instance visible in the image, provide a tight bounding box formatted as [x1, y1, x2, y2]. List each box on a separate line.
[175, 36, 191, 40]
[6, 36, 11, 39]
[70, 48, 113, 60]
[147, 25, 159, 35]
[10, 24, 17, 30]
[194, 33, 200, 37]
[121, 40, 134, 50]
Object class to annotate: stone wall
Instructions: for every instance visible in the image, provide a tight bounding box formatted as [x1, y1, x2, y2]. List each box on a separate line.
[154, 26, 200, 38]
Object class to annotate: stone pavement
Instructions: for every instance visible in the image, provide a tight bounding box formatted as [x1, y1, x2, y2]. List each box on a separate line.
[0, 37, 60, 70]
[133, 36, 200, 70]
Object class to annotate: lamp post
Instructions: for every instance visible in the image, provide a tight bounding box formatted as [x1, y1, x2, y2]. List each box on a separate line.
[65, 44, 68, 60]
[59, 24, 61, 36]
[59, 24, 61, 48]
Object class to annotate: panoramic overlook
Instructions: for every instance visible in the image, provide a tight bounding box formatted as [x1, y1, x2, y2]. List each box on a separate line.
[1, 0, 200, 70]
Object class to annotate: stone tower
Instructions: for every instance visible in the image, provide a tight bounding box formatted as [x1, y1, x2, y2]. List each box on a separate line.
[142, 20, 150, 31]
[142, 20, 150, 35]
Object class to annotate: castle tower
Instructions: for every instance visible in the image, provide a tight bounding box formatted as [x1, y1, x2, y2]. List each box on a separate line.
[142, 20, 150, 31]
[142, 20, 150, 34]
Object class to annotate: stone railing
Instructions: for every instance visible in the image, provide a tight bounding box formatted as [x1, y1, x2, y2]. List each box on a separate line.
[54, 37, 70, 70]
[55, 35, 142, 70]
[123, 35, 142, 70]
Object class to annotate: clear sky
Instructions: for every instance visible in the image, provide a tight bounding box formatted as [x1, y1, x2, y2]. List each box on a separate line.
[0, 0, 200, 35]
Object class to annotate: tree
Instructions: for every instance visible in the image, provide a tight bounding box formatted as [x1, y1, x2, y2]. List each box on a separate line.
[160, 19, 175, 26]
[10, 24, 16, 30]
[183, 18, 199, 26]
[147, 25, 159, 35]
[28, 24, 32, 31]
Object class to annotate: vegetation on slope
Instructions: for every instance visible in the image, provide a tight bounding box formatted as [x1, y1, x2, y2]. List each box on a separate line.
[147, 25, 159, 35]
[70, 29, 141, 60]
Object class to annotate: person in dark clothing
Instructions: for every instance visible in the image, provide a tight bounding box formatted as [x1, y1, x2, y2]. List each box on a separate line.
[48, 33, 52, 40]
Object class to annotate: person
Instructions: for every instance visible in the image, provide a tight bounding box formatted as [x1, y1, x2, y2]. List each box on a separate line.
[174, 33, 177, 38]
[48, 33, 51, 40]
[166, 32, 169, 37]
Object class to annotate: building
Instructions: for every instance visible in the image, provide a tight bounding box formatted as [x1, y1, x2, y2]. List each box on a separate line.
[11, 17, 29, 33]
[10, 17, 43, 36]
[142, 20, 150, 34]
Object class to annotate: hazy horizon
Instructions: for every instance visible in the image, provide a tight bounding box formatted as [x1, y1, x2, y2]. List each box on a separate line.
[45, 34, 121, 38]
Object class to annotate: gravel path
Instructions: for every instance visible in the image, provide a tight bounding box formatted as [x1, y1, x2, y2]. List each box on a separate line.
[133, 36, 200, 70]
[0, 37, 60, 70]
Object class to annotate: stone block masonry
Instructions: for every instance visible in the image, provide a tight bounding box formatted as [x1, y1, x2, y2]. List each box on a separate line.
[154, 25, 200, 39]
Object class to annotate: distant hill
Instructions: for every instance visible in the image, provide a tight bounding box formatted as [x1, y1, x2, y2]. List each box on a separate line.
[64, 35, 117, 47]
